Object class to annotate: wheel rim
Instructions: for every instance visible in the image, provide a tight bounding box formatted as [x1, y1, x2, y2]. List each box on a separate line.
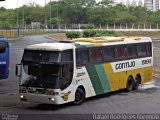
[128, 79, 133, 91]
[75, 92, 81, 103]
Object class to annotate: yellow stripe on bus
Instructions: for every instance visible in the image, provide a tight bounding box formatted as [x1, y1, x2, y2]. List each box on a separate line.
[102, 63, 152, 92]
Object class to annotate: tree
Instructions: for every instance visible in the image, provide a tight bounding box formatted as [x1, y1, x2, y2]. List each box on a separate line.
[87, 0, 114, 24]
[129, 6, 148, 24]
[57, 0, 88, 23]
[115, 11, 137, 25]
[0, 0, 157, 28]
[148, 11, 160, 25]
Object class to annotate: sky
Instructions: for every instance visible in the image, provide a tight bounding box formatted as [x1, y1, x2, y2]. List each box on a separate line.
[0, 0, 141, 9]
[0, 0, 52, 9]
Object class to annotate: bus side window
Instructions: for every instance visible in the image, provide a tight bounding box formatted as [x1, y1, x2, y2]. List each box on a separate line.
[89, 49, 103, 63]
[103, 47, 115, 61]
[0, 42, 6, 53]
[138, 44, 147, 56]
[89, 49, 96, 63]
[147, 43, 152, 56]
[83, 50, 89, 64]
[115, 46, 127, 59]
[127, 45, 137, 58]
[95, 49, 103, 62]
[76, 50, 83, 66]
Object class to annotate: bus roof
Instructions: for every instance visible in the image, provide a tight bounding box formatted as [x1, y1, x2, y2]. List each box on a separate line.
[72, 36, 152, 48]
[73, 36, 151, 43]
[25, 43, 74, 51]
[25, 36, 152, 51]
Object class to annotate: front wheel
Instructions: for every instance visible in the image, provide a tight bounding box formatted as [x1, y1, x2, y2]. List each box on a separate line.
[126, 77, 134, 92]
[72, 88, 85, 105]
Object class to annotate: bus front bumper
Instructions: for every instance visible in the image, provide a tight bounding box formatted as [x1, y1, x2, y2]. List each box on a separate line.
[19, 93, 64, 105]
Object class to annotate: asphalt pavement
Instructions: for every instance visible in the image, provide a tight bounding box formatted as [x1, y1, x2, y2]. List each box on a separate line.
[0, 35, 160, 120]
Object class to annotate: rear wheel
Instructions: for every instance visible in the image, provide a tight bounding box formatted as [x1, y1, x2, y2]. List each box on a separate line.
[72, 88, 85, 105]
[126, 77, 134, 92]
[133, 75, 141, 90]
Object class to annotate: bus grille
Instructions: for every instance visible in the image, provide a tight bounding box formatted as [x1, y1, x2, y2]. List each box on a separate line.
[0, 66, 5, 78]
[27, 88, 46, 94]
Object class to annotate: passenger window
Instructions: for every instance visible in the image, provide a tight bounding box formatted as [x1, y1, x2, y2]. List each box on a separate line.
[76, 50, 83, 66]
[137, 44, 147, 56]
[115, 46, 127, 59]
[89, 49, 96, 63]
[103, 47, 115, 61]
[127, 45, 137, 58]
[83, 50, 89, 64]
[0, 42, 6, 53]
[147, 43, 152, 56]
[89, 49, 102, 63]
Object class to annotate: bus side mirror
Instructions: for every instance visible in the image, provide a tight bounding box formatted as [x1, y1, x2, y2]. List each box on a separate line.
[15, 64, 21, 77]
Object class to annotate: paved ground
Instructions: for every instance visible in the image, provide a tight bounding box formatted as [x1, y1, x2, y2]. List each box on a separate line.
[0, 35, 160, 120]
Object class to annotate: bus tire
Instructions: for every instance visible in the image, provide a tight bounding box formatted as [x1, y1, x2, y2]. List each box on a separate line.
[133, 75, 141, 90]
[72, 88, 85, 105]
[126, 77, 134, 92]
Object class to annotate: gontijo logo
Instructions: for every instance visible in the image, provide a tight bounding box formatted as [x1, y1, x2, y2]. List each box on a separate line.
[116, 61, 135, 70]
[112, 58, 152, 72]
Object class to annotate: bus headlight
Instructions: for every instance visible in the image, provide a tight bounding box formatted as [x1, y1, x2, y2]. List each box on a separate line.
[49, 98, 55, 102]
[20, 95, 24, 99]
[20, 95, 27, 101]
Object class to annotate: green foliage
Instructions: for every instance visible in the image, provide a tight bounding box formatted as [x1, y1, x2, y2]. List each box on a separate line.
[83, 30, 121, 37]
[66, 32, 80, 39]
[148, 11, 160, 24]
[0, 22, 10, 29]
[0, 0, 159, 28]
[48, 18, 64, 25]
[80, 24, 94, 29]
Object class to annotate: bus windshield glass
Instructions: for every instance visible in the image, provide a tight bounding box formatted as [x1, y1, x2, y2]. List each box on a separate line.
[0, 41, 6, 53]
[20, 62, 61, 89]
[20, 50, 74, 89]
[22, 50, 60, 63]
[21, 50, 62, 89]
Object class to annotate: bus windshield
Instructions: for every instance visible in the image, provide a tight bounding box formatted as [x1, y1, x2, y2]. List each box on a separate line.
[20, 62, 61, 89]
[20, 50, 73, 90]
[22, 50, 60, 63]
[20, 50, 61, 88]
[0, 41, 6, 53]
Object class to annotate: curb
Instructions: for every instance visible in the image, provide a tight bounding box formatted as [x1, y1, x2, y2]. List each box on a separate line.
[46, 35, 59, 42]
[8, 37, 23, 41]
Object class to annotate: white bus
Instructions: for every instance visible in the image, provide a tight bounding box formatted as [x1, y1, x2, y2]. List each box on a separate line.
[16, 36, 153, 105]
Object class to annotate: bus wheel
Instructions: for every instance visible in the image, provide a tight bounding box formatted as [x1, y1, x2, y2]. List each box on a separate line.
[133, 76, 141, 90]
[126, 77, 134, 92]
[73, 88, 85, 105]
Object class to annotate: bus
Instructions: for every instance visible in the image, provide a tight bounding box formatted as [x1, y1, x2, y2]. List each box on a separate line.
[16, 36, 152, 105]
[0, 37, 9, 80]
